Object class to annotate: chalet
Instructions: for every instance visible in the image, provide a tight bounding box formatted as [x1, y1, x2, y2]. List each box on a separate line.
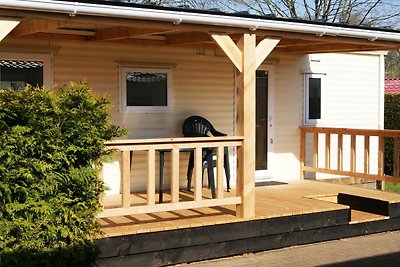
[1, 0, 400, 265]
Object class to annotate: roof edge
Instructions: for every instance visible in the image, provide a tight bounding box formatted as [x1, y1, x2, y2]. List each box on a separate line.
[1, 0, 400, 44]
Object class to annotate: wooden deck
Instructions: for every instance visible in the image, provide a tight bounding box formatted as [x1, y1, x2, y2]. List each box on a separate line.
[97, 180, 400, 266]
[99, 180, 400, 237]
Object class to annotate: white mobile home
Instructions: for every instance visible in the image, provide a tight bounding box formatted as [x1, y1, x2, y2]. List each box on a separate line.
[1, 1, 400, 264]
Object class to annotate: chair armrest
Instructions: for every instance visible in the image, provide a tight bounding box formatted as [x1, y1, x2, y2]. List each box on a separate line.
[211, 129, 227, 137]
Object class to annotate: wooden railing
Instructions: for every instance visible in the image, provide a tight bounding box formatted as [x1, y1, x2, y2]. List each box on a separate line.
[300, 127, 400, 183]
[99, 136, 243, 218]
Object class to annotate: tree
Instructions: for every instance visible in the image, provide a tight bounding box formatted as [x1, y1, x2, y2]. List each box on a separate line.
[386, 50, 400, 78]
[229, 1, 400, 27]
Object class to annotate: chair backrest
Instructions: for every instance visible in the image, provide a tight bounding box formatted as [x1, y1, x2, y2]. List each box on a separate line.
[182, 115, 226, 137]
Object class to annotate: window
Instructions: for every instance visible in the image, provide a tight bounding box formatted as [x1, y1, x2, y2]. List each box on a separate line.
[120, 67, 172, 113]
[304, 73, 325, 125]
[0, 53, 52, 90]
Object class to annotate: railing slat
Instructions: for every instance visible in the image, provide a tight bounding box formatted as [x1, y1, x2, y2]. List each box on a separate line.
[325, 133, 331, 169]
[121, 150, 131, 208]
[217, 146, 224, 199]
[394, 137, 399, 177]
[338, 134, 343, 171]
[350, 135, 356, 172]
[378, 136, 384, 176]
[364, 135, 370, 174]
[147, 148, 155, 206]
[313, 132, 319, 168]
[300, 127, 400, 186]
[102, 138, 243, 219]
[194, 147, 203, 202]
[300, 130, 306, 180]
[171, 148, 180, 204]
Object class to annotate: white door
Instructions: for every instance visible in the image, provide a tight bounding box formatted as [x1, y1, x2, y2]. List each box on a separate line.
[255, 66, 275, 181]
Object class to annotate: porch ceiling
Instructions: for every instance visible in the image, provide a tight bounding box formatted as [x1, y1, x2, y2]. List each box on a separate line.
[1, 9, 399, 54]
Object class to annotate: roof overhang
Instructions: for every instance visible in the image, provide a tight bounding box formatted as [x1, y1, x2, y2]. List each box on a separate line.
[0, 0, 399, 53]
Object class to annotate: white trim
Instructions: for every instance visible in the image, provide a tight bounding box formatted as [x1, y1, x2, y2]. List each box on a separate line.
[1, 0, 400, 43]
[304, 73, 326, 126]
[0, 52, 53, 89]
[119, 66, 173, 113]
[378, 54, 385, 129]
[255, 64, 275, 180]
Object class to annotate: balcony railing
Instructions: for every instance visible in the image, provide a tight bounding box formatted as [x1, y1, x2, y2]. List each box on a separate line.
[300, 127, 400, 182]
[99, 136, 243, 218]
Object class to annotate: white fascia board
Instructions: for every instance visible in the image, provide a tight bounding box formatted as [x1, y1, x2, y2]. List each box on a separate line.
[0, 18, 20, 42]
[1, 0, 400, 43]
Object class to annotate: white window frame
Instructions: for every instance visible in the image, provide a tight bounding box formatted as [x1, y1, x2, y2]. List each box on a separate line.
[0, 52, 53, 89]
[304, 73, 326, 125]
[119, 66, 173, 113]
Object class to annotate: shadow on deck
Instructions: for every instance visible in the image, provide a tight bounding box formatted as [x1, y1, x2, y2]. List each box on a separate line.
[96, 180, 400, 266]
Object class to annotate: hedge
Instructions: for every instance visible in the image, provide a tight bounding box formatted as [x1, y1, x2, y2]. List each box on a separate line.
[384, 94, 400, 175]
[0, 82, 125, 267]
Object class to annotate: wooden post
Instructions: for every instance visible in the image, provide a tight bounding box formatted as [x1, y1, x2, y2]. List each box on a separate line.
[147, 148, 155, 206]
[211, 32, 279, 218]
[236, 33, 256, 218]
[121, 150, 131, 208]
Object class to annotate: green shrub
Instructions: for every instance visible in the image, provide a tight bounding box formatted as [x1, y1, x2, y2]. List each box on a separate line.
[0, 82, 125, 267]
[384, 94, 400, 176]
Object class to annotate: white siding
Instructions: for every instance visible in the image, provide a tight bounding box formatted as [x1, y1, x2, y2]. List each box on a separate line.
[0, 38, 384, 189]
[272, 52, 382, 181]
[53, 42, 235, 192]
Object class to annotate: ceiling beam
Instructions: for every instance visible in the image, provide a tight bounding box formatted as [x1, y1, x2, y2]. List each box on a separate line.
[166, 31, 212, 45]
[95, 26, 176, 41]
[276, 39, 327, 48]
[285, 43, 391, 53]
[11, 19, 66, 36]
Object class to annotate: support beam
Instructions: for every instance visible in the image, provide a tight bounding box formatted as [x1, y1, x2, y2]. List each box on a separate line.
[0, 18, 20, 42]
[95, 26, 173, 41]
[255, 38, 280, 68]
[211, 32, 278, 219]
[236, 33, 257, 218]
[167, 31, 212, 45]
[11, 19, 65, 37]
[211, 33, 243, 72]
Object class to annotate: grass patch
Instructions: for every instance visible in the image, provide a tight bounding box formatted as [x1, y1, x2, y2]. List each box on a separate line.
[385, 182, 400, 193]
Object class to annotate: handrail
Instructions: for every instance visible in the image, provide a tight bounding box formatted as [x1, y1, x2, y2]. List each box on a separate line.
[99, 136, 244, 218]
[300, 127, 400, 183]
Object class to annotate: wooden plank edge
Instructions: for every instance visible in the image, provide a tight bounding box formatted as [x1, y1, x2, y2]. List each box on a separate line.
[98, 197, 242, 218]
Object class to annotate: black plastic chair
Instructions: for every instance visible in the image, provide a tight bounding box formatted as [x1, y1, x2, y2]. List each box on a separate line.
[182, 115, 231, 197]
